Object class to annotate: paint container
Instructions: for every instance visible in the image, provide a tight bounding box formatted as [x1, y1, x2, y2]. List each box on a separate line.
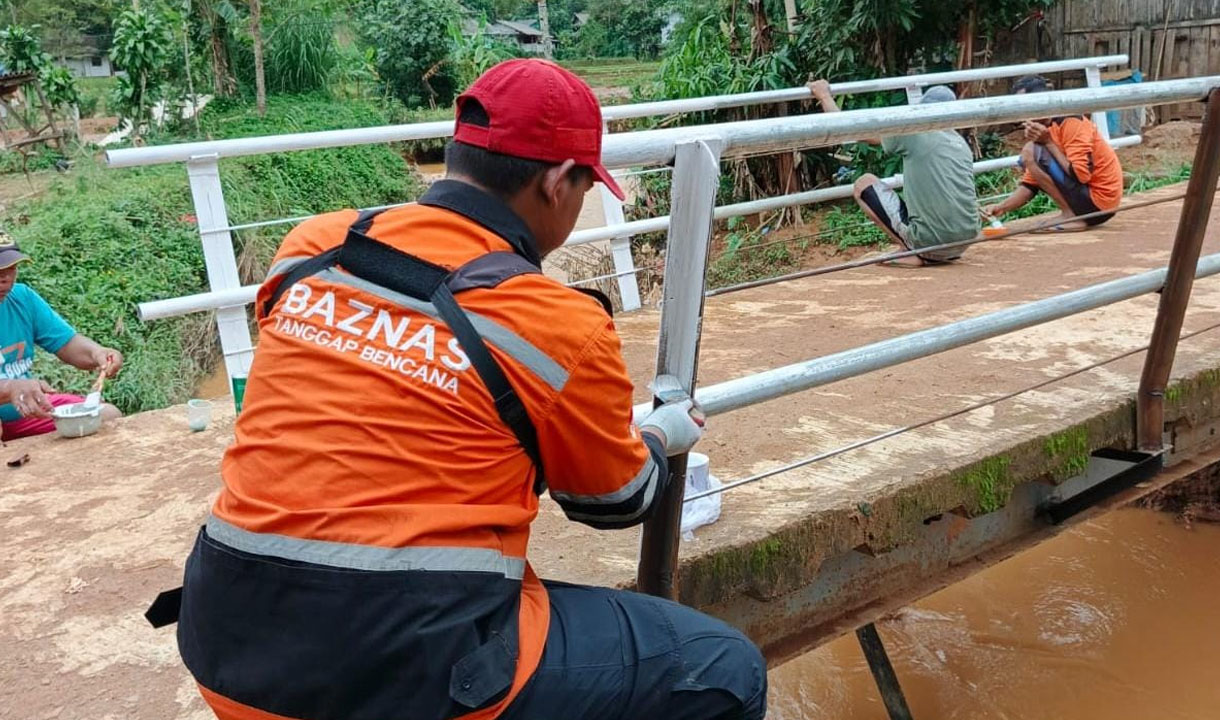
[187, 399, 214, 432]
[982, 216, 1006, 238]
[52, 403, 102, 438]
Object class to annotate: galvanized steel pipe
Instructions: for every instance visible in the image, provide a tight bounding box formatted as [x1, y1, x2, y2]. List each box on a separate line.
[674, 253, 1220, 418]
[600, 77, 1220, 168]
[105, 56, 1128, 169]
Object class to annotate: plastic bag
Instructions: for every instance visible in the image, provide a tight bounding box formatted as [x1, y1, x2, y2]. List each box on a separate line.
[681, 452, 721, 540]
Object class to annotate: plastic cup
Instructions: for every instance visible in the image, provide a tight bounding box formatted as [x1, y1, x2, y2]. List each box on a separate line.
[231, 376, 248, 414]
[187, 399, 214, 432]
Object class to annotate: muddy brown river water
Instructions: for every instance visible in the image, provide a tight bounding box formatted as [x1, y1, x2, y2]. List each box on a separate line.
[768, 508, 1220, 720]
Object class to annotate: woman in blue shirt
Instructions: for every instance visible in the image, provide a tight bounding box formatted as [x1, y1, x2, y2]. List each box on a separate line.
[0, 233, 123, 439]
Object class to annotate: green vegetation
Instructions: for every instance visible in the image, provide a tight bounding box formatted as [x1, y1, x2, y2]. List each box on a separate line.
[955, 455, 1013, 514]
[1044, 425, 1090, 482]
[706, 217, 801, 287]
[4, 94, 425, 414]
[76, 77, 118, 118]
[355, 0, 462, 108]
[562, 58, 662, 91]
[109, 6, 180, 143]
[564, 0, 665, 60]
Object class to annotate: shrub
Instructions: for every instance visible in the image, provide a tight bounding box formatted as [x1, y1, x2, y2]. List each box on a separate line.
[355, 0, 460, 108]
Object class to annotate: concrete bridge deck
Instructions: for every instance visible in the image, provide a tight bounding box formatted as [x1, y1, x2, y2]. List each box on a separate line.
[5, 184, 1220, 719]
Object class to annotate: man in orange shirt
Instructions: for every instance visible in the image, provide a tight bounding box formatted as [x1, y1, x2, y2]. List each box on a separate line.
[985, 75, 1124, 232]
[166, 59, 767, 720]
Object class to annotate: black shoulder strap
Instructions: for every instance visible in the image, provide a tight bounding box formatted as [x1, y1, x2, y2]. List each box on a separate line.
[338, 231, 547, 496]
[447, 251, 539, 293]
[261, 208, 386, 317]
[261, 247, 340, 317]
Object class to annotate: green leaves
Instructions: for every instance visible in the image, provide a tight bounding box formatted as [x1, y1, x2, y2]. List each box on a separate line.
[0, 24, 48, 73]
[39, 65, 80, 107]
[110, 7, 175, 130]
[355, 0, 462, 108]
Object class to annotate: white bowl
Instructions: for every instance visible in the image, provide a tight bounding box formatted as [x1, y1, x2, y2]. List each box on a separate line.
[52, 402, 103, 438]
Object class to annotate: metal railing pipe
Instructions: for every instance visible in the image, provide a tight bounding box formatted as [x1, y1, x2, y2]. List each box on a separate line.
[566, 136, 1142, 247]
[105, 56, 1128, 169]
[139, 285, 257, 321]
[137, 133, 1146, 322]
[600, 77, 1219, 169]
[600, 55, 1128, 121]
[629, 252, 1220, 420]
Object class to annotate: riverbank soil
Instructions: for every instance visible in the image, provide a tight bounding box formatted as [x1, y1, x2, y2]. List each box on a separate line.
[1138, 461, 1220, 523]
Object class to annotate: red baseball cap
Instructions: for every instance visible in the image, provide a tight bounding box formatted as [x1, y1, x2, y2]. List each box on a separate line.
[454, 59, 624, 201]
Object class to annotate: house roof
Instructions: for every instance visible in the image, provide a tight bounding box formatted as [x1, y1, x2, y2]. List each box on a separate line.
[498, 19, 545, 37]
[460, 18, 527, 37]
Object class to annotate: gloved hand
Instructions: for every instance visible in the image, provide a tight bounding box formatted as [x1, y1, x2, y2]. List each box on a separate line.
[640, 399, 705, 455]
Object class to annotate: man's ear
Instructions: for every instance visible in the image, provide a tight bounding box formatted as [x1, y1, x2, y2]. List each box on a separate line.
[540, 159, 578, 207]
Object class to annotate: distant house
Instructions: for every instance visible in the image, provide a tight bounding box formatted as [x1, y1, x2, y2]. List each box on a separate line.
[573, 12, 590, 29]
[52, 35, 114, 78]
[461, 17, 550, 55]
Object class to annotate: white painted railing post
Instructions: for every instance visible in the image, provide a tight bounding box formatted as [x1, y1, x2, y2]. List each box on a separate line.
[601, 121, 642, 311]
[185, 155, 255, 388]
[636, 137, 723, 598]
[905, 85, 924, 105]
[1085, 65, 1112, 140]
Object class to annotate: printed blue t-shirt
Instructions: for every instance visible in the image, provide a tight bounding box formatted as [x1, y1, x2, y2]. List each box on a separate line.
[0, 284, 77, 422]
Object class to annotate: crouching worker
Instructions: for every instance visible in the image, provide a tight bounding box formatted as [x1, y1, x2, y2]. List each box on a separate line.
[807, 80, 979, 267]
[0, 230, 122, 439]
[984, 75, 1123, 232]
[170, 59, 767, 720]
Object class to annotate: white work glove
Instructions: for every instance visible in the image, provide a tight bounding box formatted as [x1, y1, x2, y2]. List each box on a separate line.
[640, 399, 706, 455]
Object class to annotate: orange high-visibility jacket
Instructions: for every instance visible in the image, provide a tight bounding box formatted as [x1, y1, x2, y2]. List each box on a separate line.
[177, 180, 668, 720]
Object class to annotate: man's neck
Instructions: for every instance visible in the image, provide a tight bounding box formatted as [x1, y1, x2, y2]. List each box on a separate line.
[442, 173, 553, 257]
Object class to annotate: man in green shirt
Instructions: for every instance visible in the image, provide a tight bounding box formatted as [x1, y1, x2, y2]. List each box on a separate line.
[808, 81, 979, 267]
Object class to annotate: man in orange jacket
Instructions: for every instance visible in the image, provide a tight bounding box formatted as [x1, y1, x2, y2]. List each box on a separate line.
[171, 59, 767, 720]
[984, 74, 1124, 232]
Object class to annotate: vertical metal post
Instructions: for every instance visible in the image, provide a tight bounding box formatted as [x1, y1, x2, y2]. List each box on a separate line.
[1084, 65, 1112, 140]
[1137, 86, 1220, 452]
[186, 155, 255, 386]
[600, 121, 642, 312]
[856, 623, 915, 720]
[636, 138, 722, 600]
[904, 85, 924, 105]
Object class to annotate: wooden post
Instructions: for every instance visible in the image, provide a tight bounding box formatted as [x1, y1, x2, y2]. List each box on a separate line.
[1137, 86, 1220, 452]
[636, 139, 721, 600]
[783, 0, 798, 32]
[537, 1, 553, 59]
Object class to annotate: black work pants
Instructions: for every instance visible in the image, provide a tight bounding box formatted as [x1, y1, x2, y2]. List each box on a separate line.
[500, 581, 767, 720]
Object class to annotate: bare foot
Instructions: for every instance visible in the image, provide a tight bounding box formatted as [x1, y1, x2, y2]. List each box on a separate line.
[1031, 213, 1089, 234]
[882, 254, 926, 267]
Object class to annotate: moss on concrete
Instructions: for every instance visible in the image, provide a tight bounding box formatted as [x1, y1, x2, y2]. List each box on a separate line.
[674, 363, 1220, 617]
[954, 455, 1013, 514]
[1044, 425, 1090, 482]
